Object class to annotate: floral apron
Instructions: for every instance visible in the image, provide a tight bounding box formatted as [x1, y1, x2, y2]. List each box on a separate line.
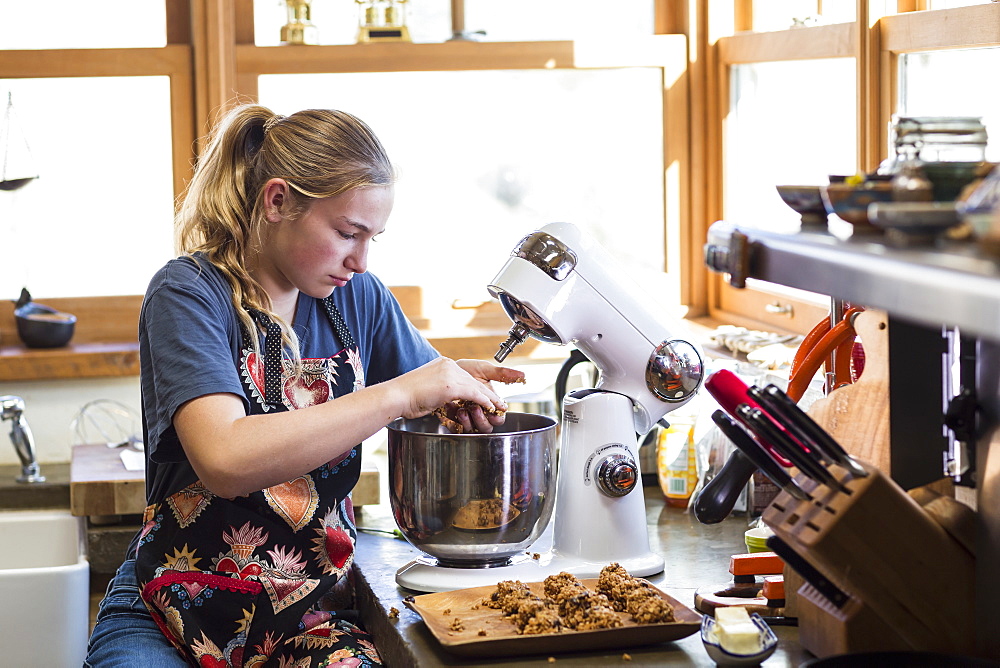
[136, 298, 382, 667]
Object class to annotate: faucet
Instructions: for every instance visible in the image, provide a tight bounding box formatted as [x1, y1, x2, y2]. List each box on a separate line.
[0, 396, 45, 483]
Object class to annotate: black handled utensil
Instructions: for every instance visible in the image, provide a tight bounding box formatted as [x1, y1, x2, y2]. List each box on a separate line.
[692, 443, 759, 525]
[693, 411, 813, 524]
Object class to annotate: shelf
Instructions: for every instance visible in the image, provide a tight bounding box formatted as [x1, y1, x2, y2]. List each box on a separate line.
[235, 36, 686, 75]
[705, 221, 1000, 342]
[0, 341, 140, 382]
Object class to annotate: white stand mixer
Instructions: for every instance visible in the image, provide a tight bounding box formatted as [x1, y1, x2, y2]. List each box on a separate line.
[395, 222, 704, 592]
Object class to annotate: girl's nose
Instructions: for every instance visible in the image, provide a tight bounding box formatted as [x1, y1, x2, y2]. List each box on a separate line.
[345, 243, 368, 274]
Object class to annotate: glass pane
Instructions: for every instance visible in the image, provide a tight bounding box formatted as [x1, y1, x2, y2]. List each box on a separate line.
[899, 48, 1000, 162]
[0, 78, 175, 299]
[751, 1, 854, 32]
[0, 0, 165, 49]
[258, 69, 666, 309]
[725, 59, 857, 234]
[254, 0, 654, 46]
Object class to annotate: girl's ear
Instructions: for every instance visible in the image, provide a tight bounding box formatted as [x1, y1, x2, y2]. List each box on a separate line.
[262, 178, 289, 223]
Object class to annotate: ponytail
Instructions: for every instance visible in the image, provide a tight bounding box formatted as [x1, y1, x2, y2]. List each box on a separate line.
[176, 104, 394, 370]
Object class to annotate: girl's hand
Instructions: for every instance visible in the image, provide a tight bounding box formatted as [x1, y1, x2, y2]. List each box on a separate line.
[455, 358, 526, 386]
[450, 359, 525, 433]
[396, 357, 504, 419]
[394, 358, 524, 433]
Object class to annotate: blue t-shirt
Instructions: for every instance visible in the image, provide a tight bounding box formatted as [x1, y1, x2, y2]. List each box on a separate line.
[138, 253, 438, 503]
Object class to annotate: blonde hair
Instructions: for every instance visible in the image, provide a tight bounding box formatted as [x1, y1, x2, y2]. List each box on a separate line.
[176, 104, 394, 367]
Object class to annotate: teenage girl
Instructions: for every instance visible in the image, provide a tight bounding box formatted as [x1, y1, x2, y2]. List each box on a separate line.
[85, 104, 521, 667]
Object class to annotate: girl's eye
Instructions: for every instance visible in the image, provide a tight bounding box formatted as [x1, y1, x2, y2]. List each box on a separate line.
[338, 231, 356, 240]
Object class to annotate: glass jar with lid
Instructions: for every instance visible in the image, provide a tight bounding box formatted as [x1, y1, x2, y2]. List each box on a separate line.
[891, 115, 988, 164]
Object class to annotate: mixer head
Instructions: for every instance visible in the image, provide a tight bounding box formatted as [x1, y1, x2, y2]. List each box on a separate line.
[492, 230, 574, 362]
[488, 222, 704, 433]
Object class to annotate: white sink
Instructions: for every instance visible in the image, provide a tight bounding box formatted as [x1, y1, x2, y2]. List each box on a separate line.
[0, 509, 89, 666]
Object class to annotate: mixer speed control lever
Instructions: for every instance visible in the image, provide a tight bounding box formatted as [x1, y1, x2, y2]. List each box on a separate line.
[596, 454, 638, 497]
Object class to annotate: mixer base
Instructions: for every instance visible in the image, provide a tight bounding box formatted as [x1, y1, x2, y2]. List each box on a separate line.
[395, 549, 664, 593]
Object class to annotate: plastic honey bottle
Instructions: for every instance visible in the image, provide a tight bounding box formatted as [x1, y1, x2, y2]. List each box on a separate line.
[656, 414, 698, 508]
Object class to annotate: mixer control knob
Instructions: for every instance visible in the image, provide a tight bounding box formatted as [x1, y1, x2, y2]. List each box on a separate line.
[596, 454, 638, 497]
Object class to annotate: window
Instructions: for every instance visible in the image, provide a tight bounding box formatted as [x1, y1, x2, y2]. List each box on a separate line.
[0, 0, 166, 49]
[749, 1, 855, 32]
[725, 59, 856, 235]
[0, 77, 175, 298]
[707, 2, 1000, 334]
[710, 18, 858, 331]
[258, 68, 667, 310]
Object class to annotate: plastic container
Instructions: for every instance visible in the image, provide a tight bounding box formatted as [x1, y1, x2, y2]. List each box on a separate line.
[657, 415, 698, 508]
[745, 523, 774, 553]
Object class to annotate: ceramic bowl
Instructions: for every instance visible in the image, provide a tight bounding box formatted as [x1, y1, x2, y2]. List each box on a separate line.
[921, 161, 987, 201]
[821, 181, 894, 231]
[387, 412, 557, 567]
[701, 612, 778, 666]
[869, 201, 964, 247]
[776, 185, 828, 228]
[14, 302, 77, 348]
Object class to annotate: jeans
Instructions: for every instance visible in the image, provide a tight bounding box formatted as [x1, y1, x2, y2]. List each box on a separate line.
[84, 558, 187, 667]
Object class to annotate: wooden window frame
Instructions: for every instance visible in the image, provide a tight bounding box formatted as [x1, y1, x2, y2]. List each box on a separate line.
[708, 22, 856, 334]
[0, 0, 691, 381]
[702, 1, 1000, 335]
[0, 2, 196, 380]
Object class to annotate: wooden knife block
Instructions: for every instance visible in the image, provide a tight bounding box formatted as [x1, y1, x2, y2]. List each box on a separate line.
[782, 566, 907, 656]
[763, 462, 975, 655]
[795, 580, 909, 657]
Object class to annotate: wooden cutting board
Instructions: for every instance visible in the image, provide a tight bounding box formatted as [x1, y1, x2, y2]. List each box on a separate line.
[804, 309, 891, 473]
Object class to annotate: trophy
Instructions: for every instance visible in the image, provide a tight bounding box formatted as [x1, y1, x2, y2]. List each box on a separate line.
[355, 0, 411, 43]
[281, 0, 318, 45]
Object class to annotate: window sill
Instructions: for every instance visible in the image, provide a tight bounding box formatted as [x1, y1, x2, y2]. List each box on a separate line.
[0, 296, 732, 383]
[0, 332, 555, 383]
[0, 341, 140, 382]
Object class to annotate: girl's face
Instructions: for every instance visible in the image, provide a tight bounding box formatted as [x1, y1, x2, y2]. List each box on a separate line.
[259, 183, 394, 300]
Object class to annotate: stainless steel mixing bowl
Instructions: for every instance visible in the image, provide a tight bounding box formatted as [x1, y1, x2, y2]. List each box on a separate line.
[387, 412, 557, 567]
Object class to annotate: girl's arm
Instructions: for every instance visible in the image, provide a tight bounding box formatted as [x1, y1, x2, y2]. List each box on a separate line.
[174, 356, 520, 498]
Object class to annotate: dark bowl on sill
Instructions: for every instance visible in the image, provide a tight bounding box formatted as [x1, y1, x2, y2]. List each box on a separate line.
[921, 160, 990, 201]
[776, 185, 828, 229]
[14, 303, 77, 348]
[821, 181, 894, 233]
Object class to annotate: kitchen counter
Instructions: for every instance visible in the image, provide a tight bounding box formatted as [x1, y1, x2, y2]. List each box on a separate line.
[0, 461, 70, 509]
[351, 487, 811, 667]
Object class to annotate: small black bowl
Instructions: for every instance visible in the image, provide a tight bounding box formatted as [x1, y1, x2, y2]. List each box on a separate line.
[14, 303, 77, 348]
[776, 185, 828, 228]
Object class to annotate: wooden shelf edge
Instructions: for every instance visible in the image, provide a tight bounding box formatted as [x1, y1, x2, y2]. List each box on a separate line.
[0, 341, 140, 382]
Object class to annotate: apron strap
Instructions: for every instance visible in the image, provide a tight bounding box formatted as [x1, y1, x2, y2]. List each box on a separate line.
[249, 309, 285, 409]
[321, 296, 356, 350]
[245, 298, 355, 409]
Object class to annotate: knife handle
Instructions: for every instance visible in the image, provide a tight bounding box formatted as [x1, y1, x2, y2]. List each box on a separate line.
[712, 410, 810, 501]
[692, 448, 758, 525]
[757, 384, 868, 478]
[738, 405, 850, 494]
[705, 370, 793, 467]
